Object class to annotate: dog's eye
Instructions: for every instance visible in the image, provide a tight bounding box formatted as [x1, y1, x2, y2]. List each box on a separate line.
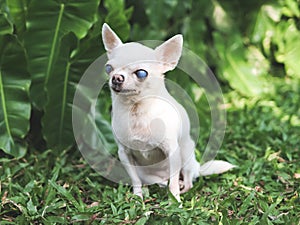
[105, 64, 113, 74]
[135, 69, 148, 79]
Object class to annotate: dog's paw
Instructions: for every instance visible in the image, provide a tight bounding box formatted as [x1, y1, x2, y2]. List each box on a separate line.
[133, 187, 144, 200]
[180, 184, 193, 194]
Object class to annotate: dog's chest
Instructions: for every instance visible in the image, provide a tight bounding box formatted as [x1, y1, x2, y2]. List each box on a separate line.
[112, 101, 167, 150]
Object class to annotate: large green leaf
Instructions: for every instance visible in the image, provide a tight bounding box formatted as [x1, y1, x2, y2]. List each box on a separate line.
[103, 0, 132, 41]
[214, 33, 267, 96]
[250, 4, 281, 43]
[0, 15, 31, 158]
[224, 48, 264, 96]
[274, 20, 300, 78]
[283, 33, 300, 78]
[42, 19, 107, 150]
[68, 14, 130, 152]
[0, 13, 13, 35]
[42, 16, 119, 149]
[42, 33, 78, 149]
[24, 0, 101, 109]
[5, 0, 31, 36]
[143, 0, 178, 30]
[42, 4, 132, 150]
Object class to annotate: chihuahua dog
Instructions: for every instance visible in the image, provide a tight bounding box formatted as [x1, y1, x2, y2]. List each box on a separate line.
[102, 23, 235, 202]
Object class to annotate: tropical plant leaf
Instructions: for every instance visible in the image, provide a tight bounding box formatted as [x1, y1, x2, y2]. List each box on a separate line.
[224, 46, 265, 96]
[43, 18, 125, 150]
[5, 0, 31, 36]
[214, 33, 266, 96]
[69, 6, 132, 151]
[249, 4, 281, 59]
[0, 15, 31, 158]
[42, 12, 125, 150]
[0, 13, 13, 35]
[274, 20, 300, 78]
[183, 10, 208, 59]
[42, 33, 78, 149]
[104, 0, 132, 41]
[43, 4, 132, 150]
[24, 0, 101, 109]
[283, 38, 300, 78]
[282, 0, 300, 17]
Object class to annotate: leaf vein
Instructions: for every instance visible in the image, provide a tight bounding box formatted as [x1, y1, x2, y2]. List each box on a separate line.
[44, 3, 65, 86]
[0, 70, 12, 138]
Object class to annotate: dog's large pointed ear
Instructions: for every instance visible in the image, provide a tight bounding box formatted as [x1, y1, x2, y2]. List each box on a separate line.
[102, 23, 123, 52]
[155, 34, 183, 72]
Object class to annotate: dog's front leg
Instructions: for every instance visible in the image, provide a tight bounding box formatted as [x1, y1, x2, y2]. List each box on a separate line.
[165, 142, 181, 202]
[118, 147, 143, 199]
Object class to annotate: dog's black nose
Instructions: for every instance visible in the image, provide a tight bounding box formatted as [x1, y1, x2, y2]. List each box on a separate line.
[112, 74, 125, 85]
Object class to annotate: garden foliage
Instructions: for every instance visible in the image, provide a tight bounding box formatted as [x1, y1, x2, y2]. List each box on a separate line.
[0, 0, 299, 158]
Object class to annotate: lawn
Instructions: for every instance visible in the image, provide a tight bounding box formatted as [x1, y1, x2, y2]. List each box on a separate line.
[1, 78, 299, 224]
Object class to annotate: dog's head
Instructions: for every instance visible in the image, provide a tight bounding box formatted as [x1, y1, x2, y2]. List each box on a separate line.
[102, 23, 183, 96]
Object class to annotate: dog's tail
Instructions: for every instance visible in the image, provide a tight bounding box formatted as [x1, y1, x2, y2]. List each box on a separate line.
[198, 160, 236, 176]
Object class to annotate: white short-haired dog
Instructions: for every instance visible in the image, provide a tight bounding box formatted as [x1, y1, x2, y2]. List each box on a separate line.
[102, 23, 235, 202]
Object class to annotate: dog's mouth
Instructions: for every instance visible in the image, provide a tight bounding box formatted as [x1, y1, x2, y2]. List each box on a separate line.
[111, 86, 140, 95]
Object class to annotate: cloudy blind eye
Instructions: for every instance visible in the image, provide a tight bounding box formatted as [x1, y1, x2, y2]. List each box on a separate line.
[105, 64, 113, 74]
[135, 69, 148, 79]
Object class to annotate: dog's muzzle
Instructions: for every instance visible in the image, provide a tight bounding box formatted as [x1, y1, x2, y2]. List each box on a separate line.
[111, 74, 124, 92]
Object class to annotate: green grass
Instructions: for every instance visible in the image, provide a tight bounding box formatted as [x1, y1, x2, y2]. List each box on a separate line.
[1, 79, 299, 224]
